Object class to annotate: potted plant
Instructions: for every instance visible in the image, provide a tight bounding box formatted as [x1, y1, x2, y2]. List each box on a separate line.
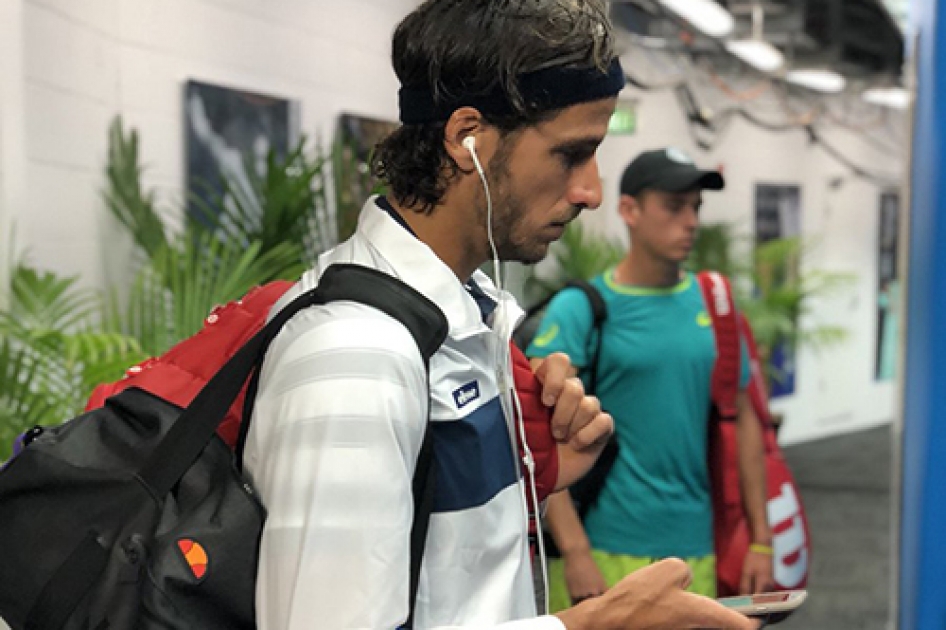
[0, 262, 144, 459]
[0, 118, 340, 459]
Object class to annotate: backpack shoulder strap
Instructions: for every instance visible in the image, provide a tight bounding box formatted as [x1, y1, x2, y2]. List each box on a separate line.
[564, 279, 607, 327]
[564, 279, 607, 393]
[696, 271, 740, 420]
[314, 264, 448, 363]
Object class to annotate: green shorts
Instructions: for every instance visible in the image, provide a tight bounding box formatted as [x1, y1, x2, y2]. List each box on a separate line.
[546, 549, 717, 613]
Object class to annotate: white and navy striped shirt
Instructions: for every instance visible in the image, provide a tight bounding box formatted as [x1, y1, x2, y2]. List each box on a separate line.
[244, 197, 563, 630]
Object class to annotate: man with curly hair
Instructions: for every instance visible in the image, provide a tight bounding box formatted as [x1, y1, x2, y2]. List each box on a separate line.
[243, 1, 763, 628]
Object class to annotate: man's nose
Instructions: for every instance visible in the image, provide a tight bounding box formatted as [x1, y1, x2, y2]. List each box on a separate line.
[568, 159, 603, 211]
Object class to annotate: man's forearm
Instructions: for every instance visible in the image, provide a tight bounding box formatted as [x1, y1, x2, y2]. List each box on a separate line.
[546, 489, 594, 556]
[736, 392, 771, 544]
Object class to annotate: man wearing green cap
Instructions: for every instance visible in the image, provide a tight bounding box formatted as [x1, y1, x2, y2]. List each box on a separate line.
[528, 147, 774, 611]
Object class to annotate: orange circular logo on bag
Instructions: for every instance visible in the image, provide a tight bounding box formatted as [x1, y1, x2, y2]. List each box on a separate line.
[177, 539, 209, 580]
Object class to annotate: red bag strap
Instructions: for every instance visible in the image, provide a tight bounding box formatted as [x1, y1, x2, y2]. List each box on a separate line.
[697, 271, 740, 420]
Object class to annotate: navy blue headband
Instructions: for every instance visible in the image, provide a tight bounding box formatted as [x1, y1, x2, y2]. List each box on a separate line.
[398, 58, 625, 124]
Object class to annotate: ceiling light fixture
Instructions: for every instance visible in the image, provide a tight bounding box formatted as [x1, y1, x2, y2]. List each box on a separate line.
[725, 39, 785, 73]
[724, 2, 784, 73]
[786, 69, 847, 93]
[657, 0, 735, 38]
[862, 86, 911, 109]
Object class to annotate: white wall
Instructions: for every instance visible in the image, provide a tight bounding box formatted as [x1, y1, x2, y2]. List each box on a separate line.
[1, 1, 907, 445]
[0, 0, 27, 307]
[579, 86, 905, 446]
[1, 0, 420, 289]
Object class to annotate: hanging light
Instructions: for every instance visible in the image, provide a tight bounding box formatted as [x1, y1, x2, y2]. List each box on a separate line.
[657, 0, 735, 38]
[862, 86, 911, 109]
[786, 69, 847, 93]
[724, 1, 785, 73]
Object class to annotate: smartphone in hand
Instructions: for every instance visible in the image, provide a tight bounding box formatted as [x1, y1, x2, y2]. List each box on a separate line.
[717, 590, 808, 625]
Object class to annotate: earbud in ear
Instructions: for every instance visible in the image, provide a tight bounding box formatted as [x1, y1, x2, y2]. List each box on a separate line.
[462, 136, 476, 155]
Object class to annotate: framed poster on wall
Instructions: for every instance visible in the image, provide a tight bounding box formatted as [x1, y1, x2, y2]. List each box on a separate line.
[876, 190, 900, 380]
[754, 183, 802, 398]
[184, 80, 297, 225]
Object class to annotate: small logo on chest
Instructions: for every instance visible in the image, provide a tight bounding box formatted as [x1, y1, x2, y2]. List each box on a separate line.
[453, 381, 481, 408]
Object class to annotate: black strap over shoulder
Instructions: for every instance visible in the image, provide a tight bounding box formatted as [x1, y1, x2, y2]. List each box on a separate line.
[563, 279, 607, 326]
[135, 263, 447, 629]
[138, 263, 448, 494]
[553, 280, 613, 521]
[562, 279, 607, 393]
[316, 264, 449, 364]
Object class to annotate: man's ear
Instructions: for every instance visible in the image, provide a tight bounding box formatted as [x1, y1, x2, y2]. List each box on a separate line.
[618, 193, 641, 228]
[444, 107, 486, 173]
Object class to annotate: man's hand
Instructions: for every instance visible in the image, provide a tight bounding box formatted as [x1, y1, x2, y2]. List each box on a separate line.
[740, 548, 775, 595]
[532, 353, 611, 445]
[556, 559, 762, 630]
[562, 549, 608, 605]
[530, 353, 614, 490]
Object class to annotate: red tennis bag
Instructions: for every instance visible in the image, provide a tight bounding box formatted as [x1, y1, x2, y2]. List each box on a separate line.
[697, 271, 811, 596]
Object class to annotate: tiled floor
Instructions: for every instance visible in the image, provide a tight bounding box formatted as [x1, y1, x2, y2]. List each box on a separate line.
[776, 424, 894, 629]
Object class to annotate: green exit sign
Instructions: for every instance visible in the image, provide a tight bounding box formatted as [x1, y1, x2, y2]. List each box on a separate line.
[608, 101, 637, 135]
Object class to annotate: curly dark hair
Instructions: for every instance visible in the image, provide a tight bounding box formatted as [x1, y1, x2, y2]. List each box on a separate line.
[372, 0, 617, 214]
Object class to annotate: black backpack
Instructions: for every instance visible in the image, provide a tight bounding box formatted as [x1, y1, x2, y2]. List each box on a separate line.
[516, 281, 619, 555]
[0, 264, 448, 630]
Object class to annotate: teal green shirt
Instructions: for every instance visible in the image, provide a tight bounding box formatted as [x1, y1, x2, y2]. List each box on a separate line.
[527, 270, 750, 558]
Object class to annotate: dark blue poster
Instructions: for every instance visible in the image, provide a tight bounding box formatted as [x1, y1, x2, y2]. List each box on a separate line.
[184, 80, 295, 225]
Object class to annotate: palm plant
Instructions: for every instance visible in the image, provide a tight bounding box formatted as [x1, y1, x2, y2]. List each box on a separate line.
[103, 117, 331, 355]
[0, 117, 339, 461]
[0, 263, 144, 459]
[105, 118, 333, 267]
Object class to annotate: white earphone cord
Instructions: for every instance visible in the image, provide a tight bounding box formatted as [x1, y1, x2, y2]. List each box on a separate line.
[467, 139, 550, 615]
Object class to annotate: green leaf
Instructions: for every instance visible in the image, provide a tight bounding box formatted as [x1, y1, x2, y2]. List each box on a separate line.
[103, 117, 168, 259]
